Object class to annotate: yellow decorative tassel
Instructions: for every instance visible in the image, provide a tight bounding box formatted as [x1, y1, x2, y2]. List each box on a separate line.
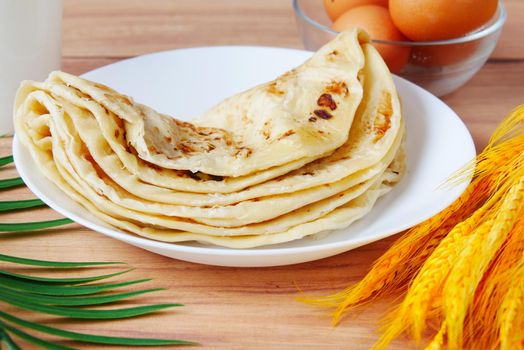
[302, 105, 524, 349]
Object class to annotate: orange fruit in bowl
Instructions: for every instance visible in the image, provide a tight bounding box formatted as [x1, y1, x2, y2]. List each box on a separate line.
[389, 0, 498, 41]
[332, 5, 411, 73]
[323, 0, 389, 21]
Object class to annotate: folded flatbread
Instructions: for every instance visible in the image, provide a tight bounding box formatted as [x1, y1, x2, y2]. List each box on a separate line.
[14, 29, 406, 248]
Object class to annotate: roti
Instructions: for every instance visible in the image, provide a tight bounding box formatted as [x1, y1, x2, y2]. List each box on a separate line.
[14, 29, 406, 248]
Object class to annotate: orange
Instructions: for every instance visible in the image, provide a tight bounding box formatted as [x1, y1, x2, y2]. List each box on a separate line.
[323, 0, 388, 21]
[389, 0, 498, 41]
[332, 5, 411, 73]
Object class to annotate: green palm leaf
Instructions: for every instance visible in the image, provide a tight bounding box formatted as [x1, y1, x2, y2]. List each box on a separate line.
[0, 294, 180, 319]
[0, 199, 45, 212]
[0, 286, 163, 307]
[1, 328, 23, 350]
[0, 253, 122, 267]
[0, 155, 14, 167]
[0, 312, 194, 346]
[0, 268, 132, 284]
[0, 275, 151, 296]
[0, 177, 24, 190]
[1, 322, 74, 350]
[0, 218, 73, 232]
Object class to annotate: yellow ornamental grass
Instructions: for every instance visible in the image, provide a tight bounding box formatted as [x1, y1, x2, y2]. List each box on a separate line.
[302, 104, 524, 349]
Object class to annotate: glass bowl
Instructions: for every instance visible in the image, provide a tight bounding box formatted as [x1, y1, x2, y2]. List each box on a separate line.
[293, 0, 506, 96]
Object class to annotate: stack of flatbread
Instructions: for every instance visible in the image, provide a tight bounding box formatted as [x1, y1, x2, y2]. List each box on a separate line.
[14, 29, 405, 248]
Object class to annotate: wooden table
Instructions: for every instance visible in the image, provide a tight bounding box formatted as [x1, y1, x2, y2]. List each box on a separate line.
[1, 1, 523, 348]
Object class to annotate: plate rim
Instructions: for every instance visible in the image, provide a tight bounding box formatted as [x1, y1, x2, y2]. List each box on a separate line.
[13, 45, 476, 259]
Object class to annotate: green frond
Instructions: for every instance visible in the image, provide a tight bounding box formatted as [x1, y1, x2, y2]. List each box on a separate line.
[1, 321, 75, 350]
[1, 328, 23, 350]
[0, 199, 45, 212]
[0, 178, 24, 190]
[0, 275, 151, 296]
[0, 156, 14, 167]
[0, 218, 73, 232]
[0, 268, 133, 284]
[0, 312, 194, 346]
[0, 286, 164, 307]
[0, 294, 180, 319]
[0, 253, 122, 267]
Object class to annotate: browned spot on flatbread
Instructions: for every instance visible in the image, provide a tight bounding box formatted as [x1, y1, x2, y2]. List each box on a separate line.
[277, 130, 296, 140]
[261, 121, 272, 139]
[119, 95, 133, 106]
[93, 82, 112, 92]
[313, 109, 333, 120]
[69, 86, 92, 100]
[176, 142, 194, 153]
[267, 82, 284, 95]
[106, 93, 133, 107]
[327, 50, 340, 62]
[234, 147, 253, 158]
[326, 81, 349, 97]
[317, 93, 337, 110]
[113, 116, 125, 128]
[41, 127, 52, 137]
[373, 91, 393, 142]
[280, 69, 297, 82]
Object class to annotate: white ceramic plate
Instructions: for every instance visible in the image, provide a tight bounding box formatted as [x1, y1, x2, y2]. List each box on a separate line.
[13, 46, 476, 267]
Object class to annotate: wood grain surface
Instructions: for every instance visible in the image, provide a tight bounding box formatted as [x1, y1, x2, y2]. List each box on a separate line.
[2, 1, 523, 349]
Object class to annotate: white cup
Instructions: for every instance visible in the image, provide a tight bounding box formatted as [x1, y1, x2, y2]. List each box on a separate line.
[0, 0, 62, 135]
